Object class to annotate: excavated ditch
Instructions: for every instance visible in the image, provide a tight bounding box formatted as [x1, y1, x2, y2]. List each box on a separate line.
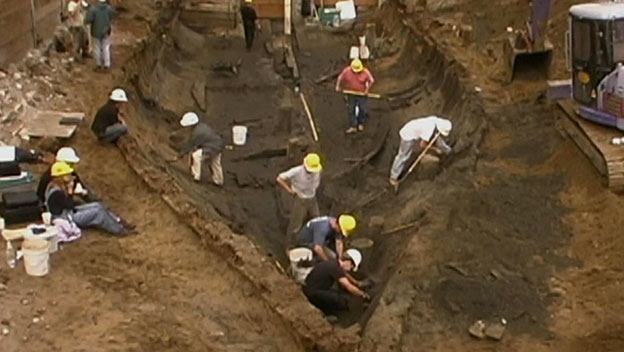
[111, 1, 574, 350]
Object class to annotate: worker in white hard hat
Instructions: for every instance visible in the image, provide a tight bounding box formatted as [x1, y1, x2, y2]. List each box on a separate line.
[240, 0, 260, 50]
[277, 153, 322, 239]
[91, 88, 129, 143]
[389, 116, 453, 187]
[296, 214, 356, 261]
[36, 147, 100, 203]
[303, 248, 370, 316]
[335, 59, 375, 134]
[168, 112, 225, 186]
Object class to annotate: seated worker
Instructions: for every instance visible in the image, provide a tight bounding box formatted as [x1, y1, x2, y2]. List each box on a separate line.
[91, 88, 129, 143]
[303, 249, 370, 315]
[37, 147, 96, 202]
[44, 161, 134, 235]
[297, 214, 356, 261]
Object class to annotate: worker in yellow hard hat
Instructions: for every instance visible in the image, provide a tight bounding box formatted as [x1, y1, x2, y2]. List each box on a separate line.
[296, 214, 356, 261]
[335, 58, 375, 134]
[277, 153, 323, 241]
[45, 161, 135, 235]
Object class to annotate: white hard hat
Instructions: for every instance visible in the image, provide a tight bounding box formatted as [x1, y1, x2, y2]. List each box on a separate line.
[55, 147, 80, 163]
[110, 88, 128, 102]
[345, 249, 362, 271]
[180, 112, 199, 127]
[68, 1, 79, 12]
[435, 118, 452, 137]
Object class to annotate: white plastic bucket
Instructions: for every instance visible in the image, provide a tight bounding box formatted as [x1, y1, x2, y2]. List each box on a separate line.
[22, 239, 50, 277]
[232, 125, 248, 146]
[289, 247, 314, 284]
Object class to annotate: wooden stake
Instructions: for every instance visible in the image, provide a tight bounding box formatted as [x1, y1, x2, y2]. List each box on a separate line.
[299, 92, 319, 142]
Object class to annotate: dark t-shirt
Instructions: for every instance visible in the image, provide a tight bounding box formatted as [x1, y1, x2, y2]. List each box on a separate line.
[240, 5, 257, 26]
[36, 166, 83, 202]
[46, 188, 75, 216]
[91, 100, 119, 137]
[305, 260, 345, 291]
[298, 216, 343, 248]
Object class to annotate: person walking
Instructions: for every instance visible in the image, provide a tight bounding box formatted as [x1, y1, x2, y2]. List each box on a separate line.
[44, 161, 133, 235]
[169, 112, 225, 186]
[335, 59, 375, 134]
[277, 153, 322, 238]
[91, 88, 129, 143]
[389, 116, 453, 187]
[297, 214, 356, 261]
[67, 0, 90, 61]
[240, 0, 260, 50]
[85, 0, 115, 71]
[303, 249, 370, 316]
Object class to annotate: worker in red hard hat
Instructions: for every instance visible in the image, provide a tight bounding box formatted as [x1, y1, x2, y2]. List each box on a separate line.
[335, 59, 375, 134]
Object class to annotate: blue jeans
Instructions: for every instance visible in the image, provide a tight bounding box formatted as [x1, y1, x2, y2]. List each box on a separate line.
[71, 202, 124, 235]
[347, 95, 368, 127]
[100, 123, 128, 143]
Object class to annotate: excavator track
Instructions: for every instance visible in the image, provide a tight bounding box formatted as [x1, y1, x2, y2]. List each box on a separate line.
[558, 99, 624, 190]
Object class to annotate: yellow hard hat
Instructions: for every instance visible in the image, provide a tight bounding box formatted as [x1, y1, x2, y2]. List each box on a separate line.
[338, 214, 356, 236]
[51, 161, 74, 177]
[303, 153, 322, 173]
[350, 59, 364, 73]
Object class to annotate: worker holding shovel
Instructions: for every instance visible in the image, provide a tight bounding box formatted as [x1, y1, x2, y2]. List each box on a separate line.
[335, 59, 375, 134]
[389, 116, 453, 190]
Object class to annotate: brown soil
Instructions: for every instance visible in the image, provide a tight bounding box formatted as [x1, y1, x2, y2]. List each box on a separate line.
[3, 0, 624, 351]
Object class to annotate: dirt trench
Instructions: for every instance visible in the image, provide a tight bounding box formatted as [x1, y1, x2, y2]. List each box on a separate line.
[29, 1, 595, 351]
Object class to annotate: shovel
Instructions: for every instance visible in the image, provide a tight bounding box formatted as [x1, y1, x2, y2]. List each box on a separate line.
[393, 132, 440, 193]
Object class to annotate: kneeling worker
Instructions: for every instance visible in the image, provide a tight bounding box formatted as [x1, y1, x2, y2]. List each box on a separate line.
[304, 249, 370, 315]
[297, 214, 356, 261]
[389, 116, 453, 187]
[169, 112, 225, 186]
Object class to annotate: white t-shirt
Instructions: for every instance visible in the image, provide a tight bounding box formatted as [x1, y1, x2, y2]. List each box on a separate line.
[399, 116, 439, 142]
[278, 165, 321, 199]
[67, 1, 85, 28]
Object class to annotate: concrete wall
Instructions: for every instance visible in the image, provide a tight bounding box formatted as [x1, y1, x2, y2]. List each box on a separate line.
[0, 0, 61, 67]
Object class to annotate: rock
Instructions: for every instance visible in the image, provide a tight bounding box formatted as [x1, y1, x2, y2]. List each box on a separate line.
[0, 283, 7, 291]
[21, 298, 30, 305]
[426, 0, 459, 12]
[484, 321, 506, 341]
[1, 327, 9, 336]
[32, 317, 41, 324]
[369, 216, 385, 230]
[13, 72, 21, 80]
[468, 320, 486, 339]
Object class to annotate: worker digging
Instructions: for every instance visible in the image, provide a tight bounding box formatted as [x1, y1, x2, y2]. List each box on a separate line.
[389, 116, 453, 189]
[295, 214, 356, 262]
[169, 112, 226, 186]
[303, 249, 370, 317]
[335, 58, 375, 134]
[277, 153, 322, 240]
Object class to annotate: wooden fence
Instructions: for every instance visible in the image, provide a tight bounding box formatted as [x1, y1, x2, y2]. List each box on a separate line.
[0, 0, 61, 67]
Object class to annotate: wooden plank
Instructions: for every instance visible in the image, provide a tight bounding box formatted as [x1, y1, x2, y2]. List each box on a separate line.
[21, 107, 85, 139]
[284, 0, 291, 35]
[314, 0, 377, 7]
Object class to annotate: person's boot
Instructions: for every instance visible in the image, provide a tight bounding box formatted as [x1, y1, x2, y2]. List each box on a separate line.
[345, 127, 357, 134]
[357, 124, 364, 131]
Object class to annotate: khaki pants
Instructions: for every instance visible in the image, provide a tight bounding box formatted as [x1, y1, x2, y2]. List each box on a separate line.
[190, 149, 224, 185]
[287, 196, 320, 238]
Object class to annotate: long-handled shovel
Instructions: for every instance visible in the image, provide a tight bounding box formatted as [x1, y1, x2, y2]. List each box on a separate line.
[393, 132, 440, 193]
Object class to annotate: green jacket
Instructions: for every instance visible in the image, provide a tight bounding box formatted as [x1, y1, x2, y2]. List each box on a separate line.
[85, 3, 116, 39]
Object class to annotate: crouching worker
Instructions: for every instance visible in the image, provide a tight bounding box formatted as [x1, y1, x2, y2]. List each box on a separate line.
[168, 112, 225, 186]
[297, 215, 356, 261]
[45, 161, 134, 235]
[304, 249, 370, 315]
[91, 88, 129, 144]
